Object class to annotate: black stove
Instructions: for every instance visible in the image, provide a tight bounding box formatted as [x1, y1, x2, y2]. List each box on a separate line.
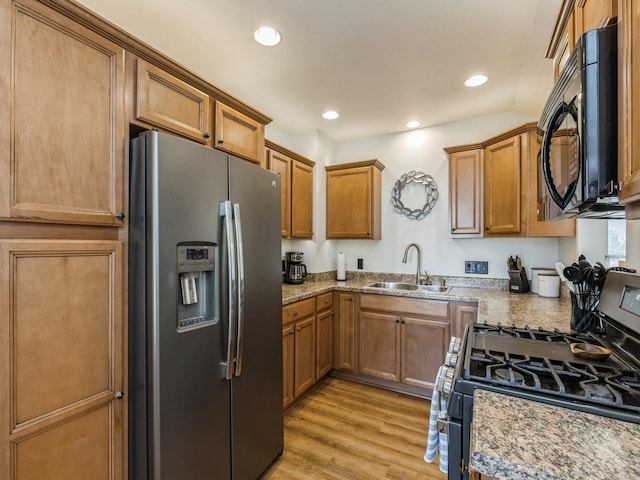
[440, 271, 640, 480]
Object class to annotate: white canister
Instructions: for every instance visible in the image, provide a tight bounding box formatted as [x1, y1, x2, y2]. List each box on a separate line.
[530, 267, 557, 294]
[538, 273, 560, 297]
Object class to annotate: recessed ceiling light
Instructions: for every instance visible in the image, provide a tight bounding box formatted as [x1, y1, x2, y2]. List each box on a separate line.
[254, 27, 281, 46]
[322, 110, 340, 120]
[406, 121, 420, 129]
[464, 75, 488, 87]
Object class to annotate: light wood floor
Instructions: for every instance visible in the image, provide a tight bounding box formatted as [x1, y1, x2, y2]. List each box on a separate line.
[261, 377, 447, 480]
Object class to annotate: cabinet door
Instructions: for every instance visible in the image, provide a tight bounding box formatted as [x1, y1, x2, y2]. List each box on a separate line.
[282, 323, 295, 409]
[449, 149, 483, 236]
[484, 136, 521, 235]
[335, 293, 356, 372]
[267, 149, 292, 237]
[326, 166, 375, 238]
[291, 161, 314, 238]
[316, 308, 334, 379]
[619, 0, 640, 215]
[359, 311, 400, 382]
[575, 0, 616, 37]
[293, 316, 316, 398]
[401, 316, 450, 389]
[214, 101, 265, 165]
[0, 0, 125, 226]
[451, 302, 478, 339]
[0, 239, 124, 480]
[136, 58, 211, 144]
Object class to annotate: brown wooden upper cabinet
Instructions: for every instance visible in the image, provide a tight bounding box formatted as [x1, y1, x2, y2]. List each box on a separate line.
[445, 123, 575, 238]
[0, 0, 126, 227]
[618, 0, 640, 218]
[215, 101, 265, 165]
[484, 136, 522, 236]
[547, 0, 617, 80]
[135, 57, 212, 144]
[266, 141, 314, 239]
[325, 160, 385, 239]
[448, 149, 483, 237]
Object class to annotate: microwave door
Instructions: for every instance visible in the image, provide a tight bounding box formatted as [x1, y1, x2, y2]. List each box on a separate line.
[541, 96, 580, 212]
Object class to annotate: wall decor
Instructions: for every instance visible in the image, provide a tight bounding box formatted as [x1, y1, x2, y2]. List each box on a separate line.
[391, 170, 438, 220]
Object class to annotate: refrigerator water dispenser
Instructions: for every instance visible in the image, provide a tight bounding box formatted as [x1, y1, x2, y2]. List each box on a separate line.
[176, 243, 217, 331]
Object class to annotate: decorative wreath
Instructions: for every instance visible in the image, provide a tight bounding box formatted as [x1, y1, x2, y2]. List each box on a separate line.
[391, 170, 438, 220]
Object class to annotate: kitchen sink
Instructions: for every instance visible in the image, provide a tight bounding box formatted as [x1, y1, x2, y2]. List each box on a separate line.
[416, 284, 451, 293]
[366, 282, 451, 294]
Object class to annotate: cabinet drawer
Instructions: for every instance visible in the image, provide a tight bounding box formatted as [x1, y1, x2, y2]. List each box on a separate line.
[359, 294, 449, 319]
[283, 297, 316, 325]
[316, 292, 333, 312]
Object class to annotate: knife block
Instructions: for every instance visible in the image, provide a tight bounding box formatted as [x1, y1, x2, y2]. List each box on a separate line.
[508, 268, 530, 293]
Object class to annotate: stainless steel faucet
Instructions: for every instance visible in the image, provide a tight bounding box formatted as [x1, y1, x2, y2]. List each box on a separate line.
[402, 243, 422, 285]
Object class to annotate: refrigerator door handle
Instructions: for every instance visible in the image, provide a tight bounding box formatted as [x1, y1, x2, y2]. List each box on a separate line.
[233, 203, 245, 377]
[220, 200, 238, 381]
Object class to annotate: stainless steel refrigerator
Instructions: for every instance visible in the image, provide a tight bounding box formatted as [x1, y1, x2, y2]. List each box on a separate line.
[129, 130, 283, 480]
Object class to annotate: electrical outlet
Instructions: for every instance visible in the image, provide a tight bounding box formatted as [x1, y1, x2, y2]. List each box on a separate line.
[465, 260, 488, 274]
[357, 258, 364, 270]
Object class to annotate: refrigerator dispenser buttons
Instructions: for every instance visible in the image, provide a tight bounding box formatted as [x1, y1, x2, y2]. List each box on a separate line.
[177, 243, 218, 331]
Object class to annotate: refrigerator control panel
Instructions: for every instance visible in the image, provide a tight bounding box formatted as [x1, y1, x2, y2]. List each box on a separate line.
[177, 245, 215, 273]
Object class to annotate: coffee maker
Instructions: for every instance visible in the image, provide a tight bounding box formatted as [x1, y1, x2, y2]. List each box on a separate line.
[284, 251, 307, 284]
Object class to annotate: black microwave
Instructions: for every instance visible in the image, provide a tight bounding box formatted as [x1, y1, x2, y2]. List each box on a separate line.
[538, 23, 624, 219]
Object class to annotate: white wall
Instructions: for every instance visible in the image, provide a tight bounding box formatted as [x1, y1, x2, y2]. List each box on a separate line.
[275, 111, 571, 279]
[273, 112, 637, 279]
[626, 219, 640, 270]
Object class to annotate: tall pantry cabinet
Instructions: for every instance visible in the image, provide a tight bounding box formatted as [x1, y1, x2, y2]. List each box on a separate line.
[0, 0, 126, 478]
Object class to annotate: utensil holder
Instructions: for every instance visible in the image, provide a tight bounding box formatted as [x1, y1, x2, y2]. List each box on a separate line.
[570, 291, 604, 333]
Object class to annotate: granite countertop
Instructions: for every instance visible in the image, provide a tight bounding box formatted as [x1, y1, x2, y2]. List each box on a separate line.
[282, 279, 572, 331]
[471, 390, 640, 480]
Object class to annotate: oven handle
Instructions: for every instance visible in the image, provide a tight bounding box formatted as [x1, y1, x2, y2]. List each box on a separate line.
[541, 98, 580, 210]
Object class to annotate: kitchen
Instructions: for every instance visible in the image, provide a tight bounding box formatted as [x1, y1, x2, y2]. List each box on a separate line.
[1, 0, 640, 480]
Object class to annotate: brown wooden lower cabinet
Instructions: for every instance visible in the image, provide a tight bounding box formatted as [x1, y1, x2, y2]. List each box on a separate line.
[359, 295, 451, 391]
[334, 292, 357, 371]
[282, 296, 321, 409]
[0, 239, 125, 480]
[315, 293, 334, 379]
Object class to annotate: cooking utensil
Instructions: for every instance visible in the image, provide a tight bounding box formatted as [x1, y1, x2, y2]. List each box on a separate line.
[563, 265, 583, 284]
[570, 342, 611, 361]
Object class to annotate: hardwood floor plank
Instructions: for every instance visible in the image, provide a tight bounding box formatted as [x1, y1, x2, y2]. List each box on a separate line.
[261, 377, 446, 480]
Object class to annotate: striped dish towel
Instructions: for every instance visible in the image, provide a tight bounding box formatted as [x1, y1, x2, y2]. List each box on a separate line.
[424, 366, 448, 474]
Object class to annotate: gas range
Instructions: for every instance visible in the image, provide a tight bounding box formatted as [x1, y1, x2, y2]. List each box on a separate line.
[439, 271, 640, 480]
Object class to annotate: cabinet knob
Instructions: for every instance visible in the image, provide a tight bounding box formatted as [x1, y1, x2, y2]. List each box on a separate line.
[218, 139, 224, 144]
[289, 329, 295, 335]
[452, 227, 456, 232]
[293, 312, 298, 317]
[396, 319, 400, 324]
[116, 212, 125, 220]
[115, 390, 124, 399]
[203, 132, 211, 139]
[297, 326, 301, 332]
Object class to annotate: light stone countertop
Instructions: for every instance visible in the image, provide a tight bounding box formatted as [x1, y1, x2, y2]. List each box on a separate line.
[471, 390, 640, 480]
[282, 278, 572, 331]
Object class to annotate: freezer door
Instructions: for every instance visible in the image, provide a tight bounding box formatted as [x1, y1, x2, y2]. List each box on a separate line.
[141, 131, 232, 480]
[229, 158, 284, 480]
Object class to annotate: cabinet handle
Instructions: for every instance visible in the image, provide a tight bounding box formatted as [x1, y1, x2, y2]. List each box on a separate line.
[116, 212, 125, 220]
[324, 299, 329, 304]
[203, 132, 211, 139]
[293, 312, 298, 317]
[115, 390, 124, 399]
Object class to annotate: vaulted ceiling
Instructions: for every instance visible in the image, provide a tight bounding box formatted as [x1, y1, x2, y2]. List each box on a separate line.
[77, 0, 562, 142]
